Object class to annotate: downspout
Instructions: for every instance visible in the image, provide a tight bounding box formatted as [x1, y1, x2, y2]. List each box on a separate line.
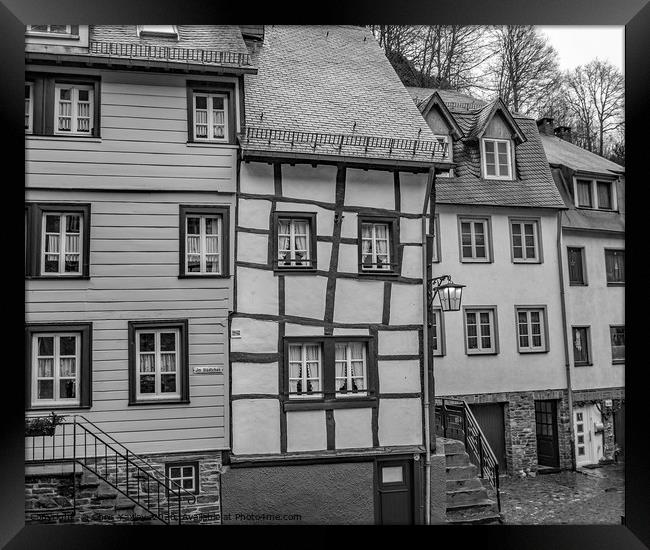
[556, 210, 576, 470]
[421, 167, 436, 525]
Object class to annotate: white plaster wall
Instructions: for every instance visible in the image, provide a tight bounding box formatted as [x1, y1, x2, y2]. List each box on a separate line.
[285, 323, 325, 336]
[231, 362, 278, 395]
[239, 198, 272, 230]
[275, 203, 335, 237]
[281, 164, 337, 203]
[433, 205, 567, 395]
[563, 232, 625, 391]
[337, 243, 358, 274]
[400, 217, 422, 244]
[401, 245, 423, 279]
[390, 283, 423, 325]
[334, 408, 373, 449]
[236, 267, 278, 315]
[237, 232, 268, 265]
[333, 279, 384, 324]
[232, 399, 281, 454]
[284, 275, 328, 319]
[400, 172, 428, 214]
[317, 241, 332, 272]
[230, 317, 278, 353]
[378, 398, 422, 446]
[379, 360, 421, 393]
[345, 168, 395, 210]
[340, 212, 358, 239]
[332, 327, 370, 336]
[378, 330, 420, 356]
[286, 410, 327, 452]
[240, 162, 275, 195]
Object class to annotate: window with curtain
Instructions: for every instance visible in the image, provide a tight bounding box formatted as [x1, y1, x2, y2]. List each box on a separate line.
[572, 327, 591, 366]
[465, 308, 497, 354]
[459, 218, 490, 261]
[278, 218, 311, 267]
[597, 181, 613, 210]
[605, 249, 624, 284]
[516, 308, 547, 352]
[54, 84, 94, 135]
[482, 138, 512, 179]
[41, 212, 82, 275]
[185, 214, 222, 274]
[361, 222, 391, 271]
[27, 25, 79, 36]
[335, 342, 367, 396]
[192, 93, 227, 141]
[610, 326, 625, 363]
[135, 329, 181, 400]
[567, 247, 586, 285]
[288, 343, 322, 398]
[31, 333, 80, 406]
[576, 179, 593, 208]
[511, 219, 540, 262]
[432, 309, 444, 356]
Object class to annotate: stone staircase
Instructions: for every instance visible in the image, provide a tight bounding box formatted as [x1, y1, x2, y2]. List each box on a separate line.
[442, 438, 503, 524]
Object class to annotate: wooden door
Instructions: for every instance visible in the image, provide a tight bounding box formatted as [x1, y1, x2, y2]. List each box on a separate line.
[375, 459, 414, 525]
[535, 400, 560, 467]
[469, 403, 507, 472]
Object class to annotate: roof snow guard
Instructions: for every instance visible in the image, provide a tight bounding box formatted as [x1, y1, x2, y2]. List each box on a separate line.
[241, 126, 452, 164]
[89, 41, 252, 67]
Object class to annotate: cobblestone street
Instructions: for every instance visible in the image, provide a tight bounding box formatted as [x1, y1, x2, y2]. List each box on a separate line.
[500, 463, 625, 524]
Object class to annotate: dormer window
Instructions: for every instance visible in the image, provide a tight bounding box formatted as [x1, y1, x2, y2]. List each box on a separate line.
[481, 138, 512, 180]
[27, 25, 79, 38]
[573, 178, 617, 211]
[137, 25, 179, 39]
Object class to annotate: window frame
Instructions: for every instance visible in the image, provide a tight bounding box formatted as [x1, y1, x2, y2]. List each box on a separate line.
[515, 306, 549, 354]
[25, 73, 101, 138]
[137, 25, 179, 38]
[186, 81, 236, 145]
[128, 320, 190, 405]
[457, 216, 493, 263]
[25, 323, 92, 411]
[282, 336, 377, 410]
[567, 246, 587, 286]
[604, 248, 625, 286]
[165, 461, 200, 496]
[179, 205, 230, 278]
[431, 307, 446, 357]
[573, 177, 618, 211]
[26, 25, 80, 38]
[463, 306, 499, 356]
[25, 203, 91, 279]
[25, 82, 33, 133]
[481, 138, 513, 180]
[53, 83, 95, 136]
[509, 217, 543, 264]
[433, 134, 452, 162]
[571, 326, 592, 367]
[430, 214, 441, 263]
[357, 215, 400, 275]
[609, 325, 625, 364]
[272, 212, 318, 272]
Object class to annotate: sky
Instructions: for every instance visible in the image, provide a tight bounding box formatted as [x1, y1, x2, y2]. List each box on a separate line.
[537, 26, 624, 74]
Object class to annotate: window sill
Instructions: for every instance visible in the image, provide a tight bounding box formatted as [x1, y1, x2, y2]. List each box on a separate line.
[512, 260, 542, 265]
[612, 360, 625, 365]
[186, 141, 237, 148]
[466, 351, 499, 356]
[574, 363, 593, 367]
[358, 270, 398, 277]
[26, 135, 102, 143]
[273, 267, 318, 274]
[606, 282, 625, 287]
[460, 258, 492, 264]
[26, 32, 80, 40]
[569, 282, 588, 287]
[128, 399, 190, 406]
[283, 396, 377, 411]
[27, 405, 89, 412]
[26, 275, 90, 280]
[518, 349, 549, 354]
[178, 274, 230, 279]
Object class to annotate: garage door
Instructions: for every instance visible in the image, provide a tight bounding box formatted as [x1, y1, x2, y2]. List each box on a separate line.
[469, 403, 507, 472]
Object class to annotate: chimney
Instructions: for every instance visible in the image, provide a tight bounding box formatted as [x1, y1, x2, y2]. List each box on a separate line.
[536, 117, 555, 136]
[554, 125, 572, 143]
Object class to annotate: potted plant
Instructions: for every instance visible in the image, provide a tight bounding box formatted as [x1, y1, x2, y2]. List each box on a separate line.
[25, 412, 66, 437]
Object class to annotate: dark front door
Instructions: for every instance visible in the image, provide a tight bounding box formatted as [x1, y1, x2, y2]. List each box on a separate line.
[470, 403, 507, 472]
[535, 400, 560, 467]
[375, 459, 414, 525]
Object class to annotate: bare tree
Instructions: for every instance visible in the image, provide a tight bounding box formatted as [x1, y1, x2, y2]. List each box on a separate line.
[486, 25, 560, 114]
[565, 60, 624, 155]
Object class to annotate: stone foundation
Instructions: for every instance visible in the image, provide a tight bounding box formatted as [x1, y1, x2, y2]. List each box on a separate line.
[25, 451, 223, 525]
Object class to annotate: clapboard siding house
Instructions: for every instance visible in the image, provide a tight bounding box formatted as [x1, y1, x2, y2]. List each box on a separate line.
[24, 25, 254, 523]
[407, 88, 572, 475]
[220, 26, 453, 525]
[538, 119, 625, 467]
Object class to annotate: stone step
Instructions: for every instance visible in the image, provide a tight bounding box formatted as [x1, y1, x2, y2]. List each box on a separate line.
[446, 497, 498, 513]
[446, 477, 484, 491]
[445, 464, 478, 480]
[446, 486, 489, 506]
[445, 452, 471, 467]
[115, 500, 136, 511]
[443, 440, 466, 455]
[446, 508, 503, 525]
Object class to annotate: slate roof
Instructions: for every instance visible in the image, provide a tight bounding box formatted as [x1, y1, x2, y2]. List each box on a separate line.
[241, 26, 448, 164]
[407, 87, 566, 209]
[540, 134, 624, 175]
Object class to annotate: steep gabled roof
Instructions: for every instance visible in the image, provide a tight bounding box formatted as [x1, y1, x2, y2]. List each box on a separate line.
[241, 26, 449, 166]
[540, 134, 624, 176]
[467, 98, 527, 144]
[418, 91, 465, 140]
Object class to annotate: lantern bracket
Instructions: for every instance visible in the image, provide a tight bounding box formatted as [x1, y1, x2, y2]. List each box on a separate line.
[427, 274, 465, 311]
